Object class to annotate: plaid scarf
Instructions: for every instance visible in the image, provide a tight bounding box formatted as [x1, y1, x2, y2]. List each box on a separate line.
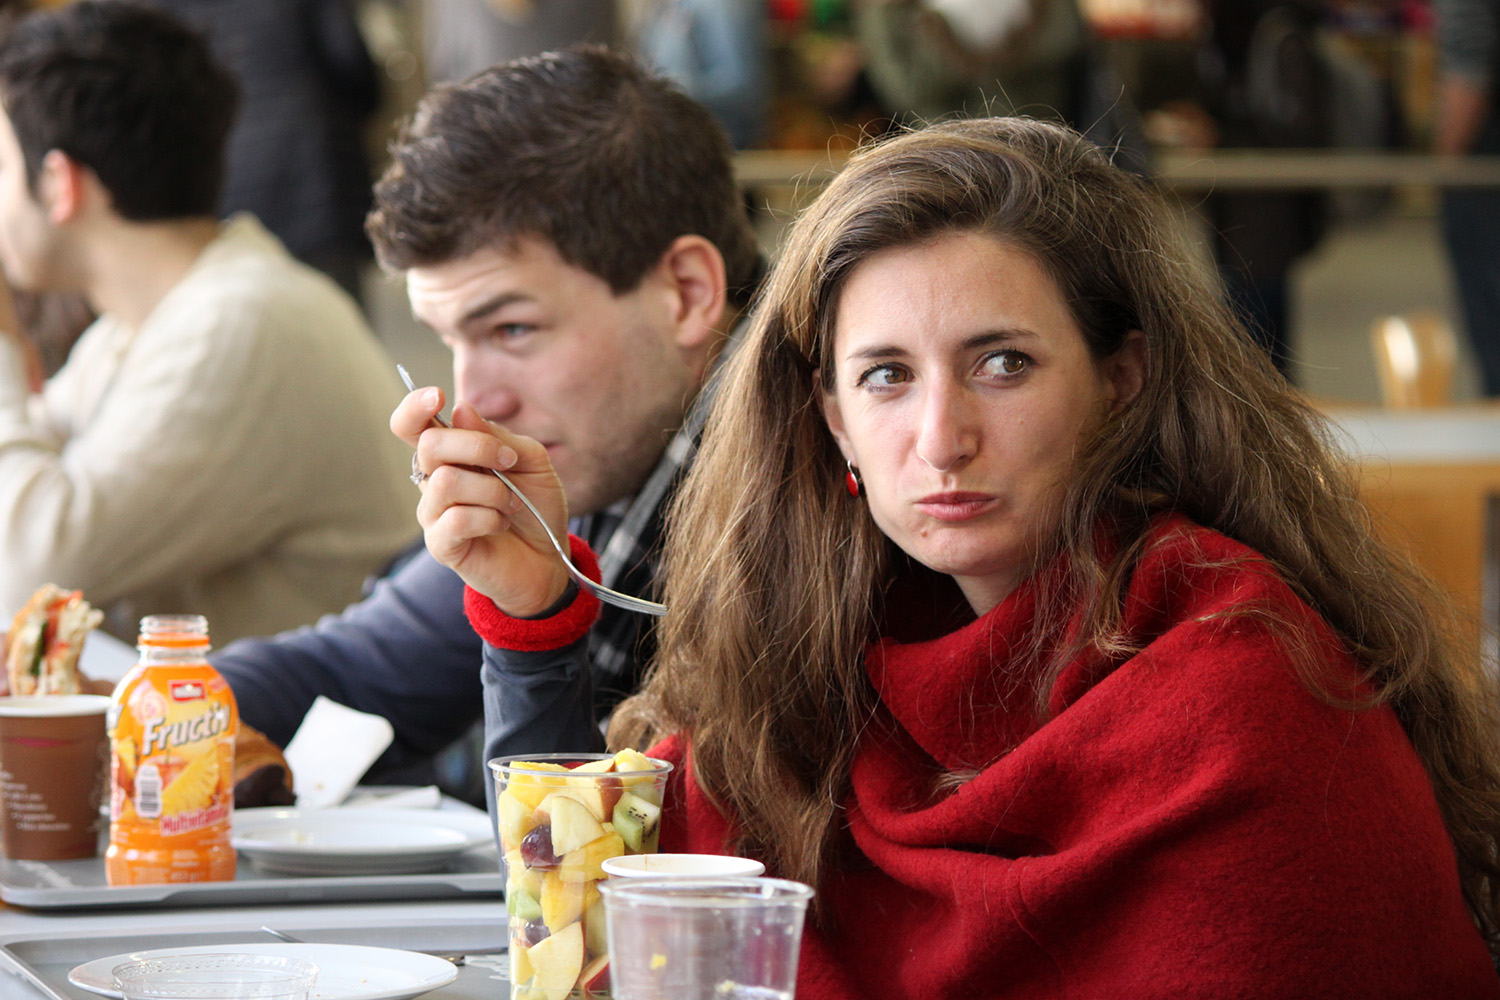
[566, 318, 741, 718]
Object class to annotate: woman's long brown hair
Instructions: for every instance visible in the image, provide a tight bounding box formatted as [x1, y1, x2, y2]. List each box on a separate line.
[610, 117, 1500, 938]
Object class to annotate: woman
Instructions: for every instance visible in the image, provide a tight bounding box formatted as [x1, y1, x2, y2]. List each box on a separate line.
[398, 117, 1500, 995]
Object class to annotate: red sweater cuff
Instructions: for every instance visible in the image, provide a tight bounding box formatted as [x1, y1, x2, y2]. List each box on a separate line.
[463, 535, 602, 651]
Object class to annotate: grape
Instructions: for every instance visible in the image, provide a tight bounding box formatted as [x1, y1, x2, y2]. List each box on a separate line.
[520, 823, 561, 869]
[522, 919, 550, 947]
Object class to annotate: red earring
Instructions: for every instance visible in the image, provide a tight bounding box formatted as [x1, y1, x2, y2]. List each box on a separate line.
[845, 461, 861, 498]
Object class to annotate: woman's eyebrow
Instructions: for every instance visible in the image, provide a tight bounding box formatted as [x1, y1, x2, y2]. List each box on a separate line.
[844, 327, 1040, 362]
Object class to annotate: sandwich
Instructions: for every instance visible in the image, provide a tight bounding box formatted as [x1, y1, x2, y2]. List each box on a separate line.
[5, 584, 103, 696]
[233, 723, 297, 808]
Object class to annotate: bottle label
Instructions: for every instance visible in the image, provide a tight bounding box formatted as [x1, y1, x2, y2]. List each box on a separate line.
[107, 663, 237, 885]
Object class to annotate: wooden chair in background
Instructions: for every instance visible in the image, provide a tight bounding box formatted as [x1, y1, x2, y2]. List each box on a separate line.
[1370, 312, 1459, 409]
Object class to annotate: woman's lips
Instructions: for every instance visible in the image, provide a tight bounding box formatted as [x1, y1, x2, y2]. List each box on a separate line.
[915, 492, 997, 522]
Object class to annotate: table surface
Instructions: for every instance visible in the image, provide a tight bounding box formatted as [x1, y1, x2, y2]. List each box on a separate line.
[1325, 406, 1500, 463]
[0, 897, 508, 1000]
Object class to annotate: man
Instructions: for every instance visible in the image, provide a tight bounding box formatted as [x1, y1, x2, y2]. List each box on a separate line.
[0, 2, 414, 643]
[1434, 0, 1500, 396]
[214, 46, 761, 791]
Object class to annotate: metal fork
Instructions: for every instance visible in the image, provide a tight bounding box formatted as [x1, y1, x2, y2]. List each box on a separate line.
[260, 925, 502, 966]
[398, 365, 667, 617]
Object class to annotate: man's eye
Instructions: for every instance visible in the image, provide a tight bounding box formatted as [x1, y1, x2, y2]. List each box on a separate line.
[858, 364, 909, 388]
[494, 323, 534, 340]
[980, 351, 1031, 377]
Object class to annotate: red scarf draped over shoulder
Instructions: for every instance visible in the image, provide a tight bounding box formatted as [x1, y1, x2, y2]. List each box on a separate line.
[651, 515, 1498, 999]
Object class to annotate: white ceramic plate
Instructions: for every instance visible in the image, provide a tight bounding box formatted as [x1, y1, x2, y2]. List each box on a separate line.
[69, 943, 458, 1000]
[232, 807, 493, 876]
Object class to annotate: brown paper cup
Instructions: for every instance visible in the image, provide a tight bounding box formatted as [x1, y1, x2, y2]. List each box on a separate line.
[0, 695, 110, 860]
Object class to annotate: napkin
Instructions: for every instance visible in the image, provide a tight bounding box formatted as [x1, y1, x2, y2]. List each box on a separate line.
[341, 785, 443, 809]
[282, 696, 395, 809]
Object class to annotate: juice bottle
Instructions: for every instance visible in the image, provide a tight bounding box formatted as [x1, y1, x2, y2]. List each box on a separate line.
[105, 614, 237, 885]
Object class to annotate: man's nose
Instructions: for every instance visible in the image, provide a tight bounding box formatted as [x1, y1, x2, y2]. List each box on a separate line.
[914, 382, 979, 472]
[452, 348, 520, 423]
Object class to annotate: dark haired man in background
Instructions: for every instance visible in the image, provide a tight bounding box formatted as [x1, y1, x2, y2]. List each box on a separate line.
[0, 1, 413, 643]
[215, 46, 761, 794]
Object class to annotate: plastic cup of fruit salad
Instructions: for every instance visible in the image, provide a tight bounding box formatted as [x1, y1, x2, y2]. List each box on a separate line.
[490, 749, 672, 1000]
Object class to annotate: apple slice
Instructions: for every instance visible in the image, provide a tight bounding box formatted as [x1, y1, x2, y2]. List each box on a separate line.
[526, 921, 584, 1000]
[566, 762, 624, 821]
[580, 955, 610, 998]
[571, 758, 617, 774]
[540, 793, 607, 855]
[564, 781, 622, 825]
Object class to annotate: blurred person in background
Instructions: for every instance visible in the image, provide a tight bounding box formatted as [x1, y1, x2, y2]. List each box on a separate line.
[0, 1, 413, 642]
[852, 0, 1150, 172]
[1147, 0, 1332, 379]
[623, 0, 768, 147]
[422, 0, 615, 85]
[0, 0, 93, 384]
[1434, 0, 1500, 395]
[854, 0, 1087, 124]
[145, 0, 382, 302]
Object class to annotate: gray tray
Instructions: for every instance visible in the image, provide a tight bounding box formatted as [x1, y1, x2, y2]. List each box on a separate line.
[0, 799, 502, 910]
[0, 915, 509, 1000]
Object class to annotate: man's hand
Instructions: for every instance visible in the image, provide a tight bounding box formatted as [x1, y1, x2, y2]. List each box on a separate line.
[391, 386, 573, 617]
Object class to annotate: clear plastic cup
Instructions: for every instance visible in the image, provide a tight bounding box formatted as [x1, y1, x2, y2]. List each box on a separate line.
[490, 751, 673, 1000]
[602, 853, 765, 878]
[599, 876, 815, 1000]
[112, 955, 319, 1000]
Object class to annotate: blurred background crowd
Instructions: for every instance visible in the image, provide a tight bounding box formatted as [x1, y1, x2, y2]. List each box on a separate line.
[8, 0, 1494, 405]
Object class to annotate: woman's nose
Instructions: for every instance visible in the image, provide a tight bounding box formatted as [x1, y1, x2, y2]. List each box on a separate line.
[914, 384, 979, 472]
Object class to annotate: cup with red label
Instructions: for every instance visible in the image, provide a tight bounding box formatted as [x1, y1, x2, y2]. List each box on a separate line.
[0, 694, 110, 860]
[490, 749, 672, 1000]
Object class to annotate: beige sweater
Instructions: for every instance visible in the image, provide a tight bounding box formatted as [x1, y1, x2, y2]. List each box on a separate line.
[0, 215, 416, 643]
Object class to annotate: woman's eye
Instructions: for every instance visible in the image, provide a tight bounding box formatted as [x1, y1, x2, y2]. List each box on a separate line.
[857, 364, 910, 388]
[980, 351, 1031, 377]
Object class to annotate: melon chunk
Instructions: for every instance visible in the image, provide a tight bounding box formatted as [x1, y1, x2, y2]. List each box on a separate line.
[583, 890, 608, 958]
[497, 788, 536, 850]
[540, 868, 586, 933]
[558, 830, 625, 883]
[504, 761, 572, 810]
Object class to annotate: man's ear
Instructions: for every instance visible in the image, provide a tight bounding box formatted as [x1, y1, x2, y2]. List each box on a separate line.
[1106, 330, 1148, 411]
[814, 368, 853, 463]
[657, 234, 726, 353]
[37, 149, 89, 224]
